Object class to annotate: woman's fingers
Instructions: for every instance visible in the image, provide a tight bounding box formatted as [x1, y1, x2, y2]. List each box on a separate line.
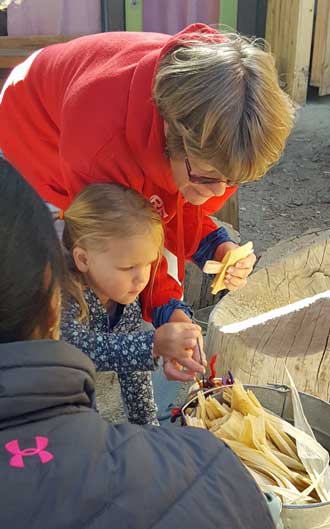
[180, 356, 206, 374]
[225, 275, 247, 289]
[224, 252, 256, 289]
[183, 338, 199, 349]
[163, 359, 196, 382]
[179, 326, 203, 351]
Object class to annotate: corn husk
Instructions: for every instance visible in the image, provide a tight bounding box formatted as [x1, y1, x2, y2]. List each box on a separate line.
[203, 241, 253, 294]
[186, 377, 330, 505]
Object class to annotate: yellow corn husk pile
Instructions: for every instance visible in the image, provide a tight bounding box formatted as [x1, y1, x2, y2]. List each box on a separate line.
[185, 381, 330, 505]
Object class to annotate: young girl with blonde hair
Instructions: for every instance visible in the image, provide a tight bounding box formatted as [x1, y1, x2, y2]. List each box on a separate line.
[60, 183, 205, 425]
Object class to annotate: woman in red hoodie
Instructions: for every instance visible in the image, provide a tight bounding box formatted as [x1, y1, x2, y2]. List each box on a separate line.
[0, 24, 294, 379]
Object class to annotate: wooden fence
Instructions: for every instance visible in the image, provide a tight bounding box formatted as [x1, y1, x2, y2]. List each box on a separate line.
[266, 0, 330, 103]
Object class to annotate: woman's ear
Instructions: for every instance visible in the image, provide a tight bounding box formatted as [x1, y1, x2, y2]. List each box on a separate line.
[73, 246, 89, 273]
[164, 121, 169, 137]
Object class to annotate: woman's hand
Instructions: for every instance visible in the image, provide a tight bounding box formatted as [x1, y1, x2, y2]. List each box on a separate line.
[153, 321, 206, 382]
[214, 241, 256, 291]
[163, 334, 207, 382]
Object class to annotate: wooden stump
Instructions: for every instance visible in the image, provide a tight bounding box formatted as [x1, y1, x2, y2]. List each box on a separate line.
[206, 235, 330, 399]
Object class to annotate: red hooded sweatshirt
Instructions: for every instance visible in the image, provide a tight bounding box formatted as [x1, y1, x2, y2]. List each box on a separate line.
[0, 24, 236, 321]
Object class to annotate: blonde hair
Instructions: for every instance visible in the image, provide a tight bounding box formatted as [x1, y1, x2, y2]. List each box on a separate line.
[62, 183, 164, 320]
[154, 32, 295, 184]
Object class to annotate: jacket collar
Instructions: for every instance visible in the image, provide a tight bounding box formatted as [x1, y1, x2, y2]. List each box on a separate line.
[0, 340, 96, 427]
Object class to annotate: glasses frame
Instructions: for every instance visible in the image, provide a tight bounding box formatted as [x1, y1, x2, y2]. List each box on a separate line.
[184, 157, 227, 186]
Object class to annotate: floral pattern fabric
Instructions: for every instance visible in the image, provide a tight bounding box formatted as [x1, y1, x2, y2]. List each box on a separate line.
[61, 289, 159, 425]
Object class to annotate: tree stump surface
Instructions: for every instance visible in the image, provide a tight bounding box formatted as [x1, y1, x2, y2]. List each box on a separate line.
[206, 235, 330, 400]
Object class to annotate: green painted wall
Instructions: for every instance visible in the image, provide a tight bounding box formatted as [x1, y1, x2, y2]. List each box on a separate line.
[125, 0, 143, 31]
[219, 0, 238, 30]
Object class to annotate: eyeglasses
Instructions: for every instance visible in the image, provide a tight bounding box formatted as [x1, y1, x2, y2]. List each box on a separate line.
[184, 157, 228, 186]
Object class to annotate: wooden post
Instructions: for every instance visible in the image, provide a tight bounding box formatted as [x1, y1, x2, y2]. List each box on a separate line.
[266, 0, 315, 105]
[310, 0, 330, 96]
[214, 193, 239, 231]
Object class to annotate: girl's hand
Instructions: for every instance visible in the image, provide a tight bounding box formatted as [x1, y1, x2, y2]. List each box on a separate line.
[153, 322, 206, 381]
[214, 241, 256, 291]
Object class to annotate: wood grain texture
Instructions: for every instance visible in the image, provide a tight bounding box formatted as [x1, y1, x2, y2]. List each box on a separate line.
[207, 237, 330, 399]
[310, 0, 330, 95]
[0, 35, 76, 68]
[310, 0, 328, 86]
[319, 1, 330, 96]
[266, 0, 315, 104]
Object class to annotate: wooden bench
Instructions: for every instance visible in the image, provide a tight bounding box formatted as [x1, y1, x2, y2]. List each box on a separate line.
[0, 35, 77, 69]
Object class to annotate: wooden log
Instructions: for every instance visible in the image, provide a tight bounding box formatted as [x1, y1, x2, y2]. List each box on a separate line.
[256, 228, 330, 270]
[265, 0, 315, 104]
[206, 235, 330, 399]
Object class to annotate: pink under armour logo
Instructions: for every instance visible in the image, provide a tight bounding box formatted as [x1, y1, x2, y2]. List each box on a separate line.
[5, 436, 54, 468]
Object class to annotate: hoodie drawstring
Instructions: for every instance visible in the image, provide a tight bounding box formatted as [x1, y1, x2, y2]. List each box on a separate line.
[176, 193, 185, 283]
[176, 194, 203, 283]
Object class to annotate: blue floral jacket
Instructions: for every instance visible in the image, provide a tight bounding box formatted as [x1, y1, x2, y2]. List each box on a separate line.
[61, 288, 159, 425]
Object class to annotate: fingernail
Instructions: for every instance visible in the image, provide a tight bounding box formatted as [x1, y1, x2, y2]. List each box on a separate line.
[225, 274, 231, 280]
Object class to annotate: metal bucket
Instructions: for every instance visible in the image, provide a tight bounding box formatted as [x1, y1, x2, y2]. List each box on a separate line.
[182, 384, 330, 529]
